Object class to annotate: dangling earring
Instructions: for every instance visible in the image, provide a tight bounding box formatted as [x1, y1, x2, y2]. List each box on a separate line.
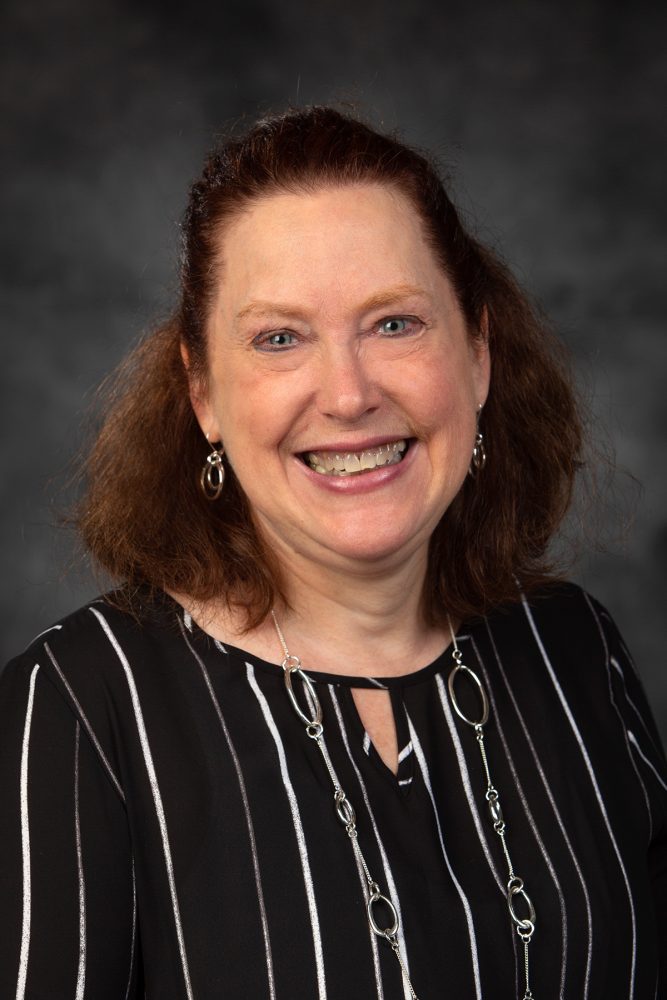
[200, 435, 225, 500]
[468, 406, 487, 477]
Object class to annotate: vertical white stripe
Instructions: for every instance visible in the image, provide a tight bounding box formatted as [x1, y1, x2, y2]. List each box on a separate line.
[621, 728, 655, 841]
[90, 608, 195, 1000]
[299, 680, 381, 999]
[522, 595, 637, 999]
[16, 663, 40, 1000]
[595, 608, 641, 681]
[246, 663, 327, 1000]
[350, 826, 384, 1000]
[406, 711, 482, 1000]
[585, 597, 656, 838]
[468, 638, 568, 999]
[609, 657, 658, 752]
[329, 687, 409, 1000]
[628, 731, 667, 792]
[179, 627, 275, 999]
[44, 644, 125, 803]
[625, 745, 655, 843]
[74, 723, 86, 1000]
[485, 619, 593, 1000]
[124, 858, 137, 1000]
[592, 608, 658, 805]
[435, 675, 504, 892]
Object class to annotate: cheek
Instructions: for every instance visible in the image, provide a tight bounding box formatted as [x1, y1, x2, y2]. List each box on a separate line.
[216, 374, 293, 470]
[406, 364, 472, 437]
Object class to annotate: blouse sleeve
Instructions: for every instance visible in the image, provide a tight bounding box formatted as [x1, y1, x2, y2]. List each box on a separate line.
[0, 640, 140, 998]
[593, 599, 667, 985]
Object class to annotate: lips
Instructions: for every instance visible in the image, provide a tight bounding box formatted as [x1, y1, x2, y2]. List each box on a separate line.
[302, 439, 409, 476]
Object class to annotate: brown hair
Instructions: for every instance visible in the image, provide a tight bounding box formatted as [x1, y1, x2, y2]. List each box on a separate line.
[77, 105, 584, 627]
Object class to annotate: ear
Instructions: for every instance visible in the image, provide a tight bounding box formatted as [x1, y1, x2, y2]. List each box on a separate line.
[472, 306, 491, 407]
[180, 342, 220, 441]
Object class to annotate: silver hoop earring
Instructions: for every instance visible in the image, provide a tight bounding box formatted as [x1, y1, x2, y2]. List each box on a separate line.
[200, 441, 225, 500]
[468, 408, 487, 477]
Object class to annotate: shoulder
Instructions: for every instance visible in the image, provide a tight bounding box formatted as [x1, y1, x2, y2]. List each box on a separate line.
[480, 580, 648, 724]
[479, 581, 667, 816]
[2, 589, 188, 740]
[1, 590, 196, 804]
[2, 592, 147, 677]
[7, 588, 182, 670]
[478, 580, 665, 765]
[483, 580, 623, 668]
[496, 583, 657, 725]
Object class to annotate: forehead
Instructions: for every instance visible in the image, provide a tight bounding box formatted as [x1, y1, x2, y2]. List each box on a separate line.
[225, 182, 424, 241]
[215, 183, 449, 315]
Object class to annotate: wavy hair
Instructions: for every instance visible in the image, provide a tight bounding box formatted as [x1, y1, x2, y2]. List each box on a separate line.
[77, 106, 584, 627]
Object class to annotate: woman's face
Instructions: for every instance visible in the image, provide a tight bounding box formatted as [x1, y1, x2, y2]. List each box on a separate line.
[191, 183, 490, 576]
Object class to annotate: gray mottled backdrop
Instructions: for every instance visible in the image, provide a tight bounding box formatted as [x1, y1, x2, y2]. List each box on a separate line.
[2, 0, 666, 739]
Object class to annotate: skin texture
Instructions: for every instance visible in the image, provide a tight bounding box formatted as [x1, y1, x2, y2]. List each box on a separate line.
[192, 184, 489, 576]
[187, 183, 491, 771]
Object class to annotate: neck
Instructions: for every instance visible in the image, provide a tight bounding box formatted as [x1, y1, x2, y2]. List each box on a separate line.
[181, 542, 453, 678]
[273, 549, 449, 677]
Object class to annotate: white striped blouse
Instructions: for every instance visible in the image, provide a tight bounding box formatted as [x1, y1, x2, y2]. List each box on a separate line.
[1, 582, 665, 998]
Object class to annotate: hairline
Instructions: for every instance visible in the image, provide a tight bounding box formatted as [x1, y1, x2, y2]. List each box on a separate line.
[188, 177, 480, 386]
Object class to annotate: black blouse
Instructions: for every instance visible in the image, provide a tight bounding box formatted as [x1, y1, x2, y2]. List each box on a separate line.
[1, 583, 665, 999]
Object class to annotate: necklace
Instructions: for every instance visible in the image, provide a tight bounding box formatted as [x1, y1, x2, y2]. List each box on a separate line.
[271, 611, 537, 999]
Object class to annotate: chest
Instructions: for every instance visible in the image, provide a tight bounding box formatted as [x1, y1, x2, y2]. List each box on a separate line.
[351, 687, 399, 773]
[125, 664, 657, 999]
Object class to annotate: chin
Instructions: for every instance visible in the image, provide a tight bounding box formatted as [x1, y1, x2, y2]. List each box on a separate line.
[322, 528, 422, 567]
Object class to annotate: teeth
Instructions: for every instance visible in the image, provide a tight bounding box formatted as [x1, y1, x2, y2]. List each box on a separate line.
[305, 440, 408, 476]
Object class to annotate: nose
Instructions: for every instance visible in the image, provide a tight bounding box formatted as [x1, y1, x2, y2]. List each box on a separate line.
[316, 343, 382, 423]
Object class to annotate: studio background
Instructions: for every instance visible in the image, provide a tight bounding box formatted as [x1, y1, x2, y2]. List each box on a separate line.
[2, 0, 666, 741]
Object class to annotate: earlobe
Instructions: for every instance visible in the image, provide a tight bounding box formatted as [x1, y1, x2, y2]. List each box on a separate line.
[477, 306, 491, 358]
[479, 305, 490, 342]
[180, 341, 218, 440]
[473, 308, 491, 406]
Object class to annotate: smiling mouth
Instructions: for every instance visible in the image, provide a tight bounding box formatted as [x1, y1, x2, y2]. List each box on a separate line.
[301, 439, 410, 476]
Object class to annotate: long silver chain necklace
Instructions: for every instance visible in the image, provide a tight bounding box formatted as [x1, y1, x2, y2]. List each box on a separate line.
[271, 611, 537, 999]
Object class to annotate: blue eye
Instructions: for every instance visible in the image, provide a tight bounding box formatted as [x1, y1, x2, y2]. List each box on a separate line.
[268, 332, 295, 346]
[254, 331, 298, 351]
[379, 316, 419, 336]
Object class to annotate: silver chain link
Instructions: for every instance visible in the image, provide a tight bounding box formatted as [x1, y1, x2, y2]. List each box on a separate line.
[272, 612, 421, 999]
[447, 618, 537, 999]
[272, 611, 537, 999]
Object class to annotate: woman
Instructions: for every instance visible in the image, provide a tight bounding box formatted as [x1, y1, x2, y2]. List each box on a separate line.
[1, 106, 665, 999]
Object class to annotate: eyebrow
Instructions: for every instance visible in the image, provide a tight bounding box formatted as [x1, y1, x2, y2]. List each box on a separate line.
[235, 284, 433, 324]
